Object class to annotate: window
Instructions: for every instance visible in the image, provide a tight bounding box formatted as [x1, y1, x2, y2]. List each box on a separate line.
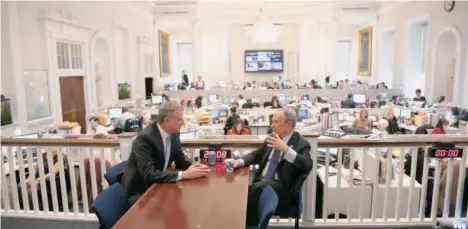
[336, 40, 352, 72]
[420, 22, 428, 73]
[56, 41, 83, 70]
[144, 54, 154, 74]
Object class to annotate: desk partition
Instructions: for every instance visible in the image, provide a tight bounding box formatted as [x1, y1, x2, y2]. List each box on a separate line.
[164, 88, 404, 102]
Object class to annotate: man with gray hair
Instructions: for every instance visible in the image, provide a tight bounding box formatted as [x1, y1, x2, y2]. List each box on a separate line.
[120, 101, 210, 205]
[232, 108, 312, 226]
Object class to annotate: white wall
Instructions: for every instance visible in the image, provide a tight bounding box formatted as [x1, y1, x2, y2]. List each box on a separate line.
[1, 1, 154, 135]
[228, 23, 300, 84]
[376, 1, 468, 104]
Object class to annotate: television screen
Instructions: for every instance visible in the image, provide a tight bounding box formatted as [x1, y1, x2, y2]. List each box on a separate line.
[245, 50, 283, 73]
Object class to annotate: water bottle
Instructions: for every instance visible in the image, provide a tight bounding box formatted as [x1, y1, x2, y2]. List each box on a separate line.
[208, 151, 216, 166]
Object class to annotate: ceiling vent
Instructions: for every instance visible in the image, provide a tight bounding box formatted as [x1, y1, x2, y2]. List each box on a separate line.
[341, 7, 371, 11]
[161, 10, 189, 15]
[244, 23, 283, 26]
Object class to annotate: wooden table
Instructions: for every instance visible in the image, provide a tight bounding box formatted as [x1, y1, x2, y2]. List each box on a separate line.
[113, 166, 250, 229]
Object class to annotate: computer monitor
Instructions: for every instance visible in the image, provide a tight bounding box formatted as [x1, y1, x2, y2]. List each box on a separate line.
[301, 95, 310, 101]
[151, 95, 163, 104]
[353, 94, 366, 104]
[297, 109, 308, 120]
[219, 109, 228, 118]
[400, 107, 412, 119]
[278, 95, 286, 103]
[108, 107, 123, 118]
[11, 133, 40, 139]
[209, 94, 218, 103]
[211, 110, 219, 119]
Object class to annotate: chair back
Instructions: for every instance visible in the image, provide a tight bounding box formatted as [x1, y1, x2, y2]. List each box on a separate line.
[292, 172, 309, 215]
[104, 161, 128, 185]
[258, 185, 279, 229]
[91, 183, 130, 229]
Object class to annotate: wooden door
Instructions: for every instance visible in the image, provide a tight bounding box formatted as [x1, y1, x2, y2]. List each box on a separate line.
[59, 76, 87, 133]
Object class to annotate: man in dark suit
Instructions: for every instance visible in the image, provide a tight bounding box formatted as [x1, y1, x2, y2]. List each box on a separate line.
[181, 70, 189, 87]
[233, 109, 312, 225]
[120, 101, 210, 205]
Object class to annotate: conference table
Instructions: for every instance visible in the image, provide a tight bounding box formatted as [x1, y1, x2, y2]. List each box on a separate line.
[112, 165, 250, 229]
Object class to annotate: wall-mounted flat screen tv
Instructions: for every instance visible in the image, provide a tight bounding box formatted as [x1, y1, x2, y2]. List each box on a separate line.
[244, 50, 283, 73]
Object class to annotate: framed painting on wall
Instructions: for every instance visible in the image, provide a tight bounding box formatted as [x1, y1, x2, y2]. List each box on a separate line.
[357, 27, 373, 76]
[158, 30, 171, 78]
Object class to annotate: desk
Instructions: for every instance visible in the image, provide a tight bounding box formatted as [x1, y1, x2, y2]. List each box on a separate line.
[113, 167, 250, 229]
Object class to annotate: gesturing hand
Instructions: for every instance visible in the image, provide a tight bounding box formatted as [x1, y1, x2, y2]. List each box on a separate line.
[266, 133, 289, 152]
[182, 164, 210, 180]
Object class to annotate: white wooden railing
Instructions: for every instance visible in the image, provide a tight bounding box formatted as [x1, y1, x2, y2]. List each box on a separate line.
[1, 134, 467, 227]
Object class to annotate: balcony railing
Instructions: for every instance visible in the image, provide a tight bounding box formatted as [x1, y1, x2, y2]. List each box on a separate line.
[1, 134, 467, 227]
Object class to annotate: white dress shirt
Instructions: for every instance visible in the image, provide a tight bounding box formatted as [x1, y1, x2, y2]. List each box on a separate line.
[157, 124, 183, 181]
[237, 131, 297, 180]
[89, 124, 109, 135]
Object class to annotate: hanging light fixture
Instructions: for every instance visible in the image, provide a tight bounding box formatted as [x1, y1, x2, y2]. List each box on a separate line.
[247, 8, 282, 44]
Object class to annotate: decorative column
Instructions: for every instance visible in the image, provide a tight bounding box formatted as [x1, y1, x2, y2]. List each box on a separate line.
[192, 20, 202, 82]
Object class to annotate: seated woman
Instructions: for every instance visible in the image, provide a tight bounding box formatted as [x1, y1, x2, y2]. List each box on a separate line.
[271, 96, 282, 109]
[353, 109, 372, 130]
[18, 148, 70, 211]
[432, 118, 449, 134]
[227, 118, 251, 136]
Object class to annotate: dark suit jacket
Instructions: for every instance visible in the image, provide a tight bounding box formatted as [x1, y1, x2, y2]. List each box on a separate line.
[241, 131, 312, 193]
[182, 74, 189, 86]
[120, 123, 192, 203]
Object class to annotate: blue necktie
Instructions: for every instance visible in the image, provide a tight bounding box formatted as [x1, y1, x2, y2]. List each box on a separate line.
[163, 136, 171, 171]
[264, 149, 281, 180]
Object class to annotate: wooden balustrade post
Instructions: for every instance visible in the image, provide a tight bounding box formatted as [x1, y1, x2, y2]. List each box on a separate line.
[117, 133, 137, 161]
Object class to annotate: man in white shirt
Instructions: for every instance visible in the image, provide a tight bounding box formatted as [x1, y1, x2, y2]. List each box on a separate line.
[113, 107, 136, 130]
[88, 117, 109, 135]
[120, 101, 210, 205]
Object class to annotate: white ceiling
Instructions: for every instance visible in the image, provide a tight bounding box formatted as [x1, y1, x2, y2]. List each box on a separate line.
[147, 1, 381, 25]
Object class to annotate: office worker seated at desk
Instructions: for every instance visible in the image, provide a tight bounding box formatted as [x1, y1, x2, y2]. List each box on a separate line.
[120, 101, 210, 205]
[88, 116, 109, 135]
[352, 109, 372, 130]
[341, 94, 356, 108]
[271, 96, 282, 109]
[414, 89, 426, 103]
[231, 109, 312, 225]
[224, 106, 240, 134]
[242, 98, 254, 109]
[194, 74, 205, 90]
[227, 118, 251, 135]
[113, 106, 136, 130]
[432, 118, 449, 134]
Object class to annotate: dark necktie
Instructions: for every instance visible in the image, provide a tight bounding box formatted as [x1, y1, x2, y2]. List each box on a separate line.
[264, 149, 281, 180]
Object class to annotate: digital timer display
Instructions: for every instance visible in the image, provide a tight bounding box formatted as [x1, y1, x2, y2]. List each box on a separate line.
[428, 147, 463, 158]
[198, 149, 232, 163]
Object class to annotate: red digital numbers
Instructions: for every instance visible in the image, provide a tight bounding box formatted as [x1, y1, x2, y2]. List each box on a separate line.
[216, 150, 227, 159]
[435, 149, 460, 157]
